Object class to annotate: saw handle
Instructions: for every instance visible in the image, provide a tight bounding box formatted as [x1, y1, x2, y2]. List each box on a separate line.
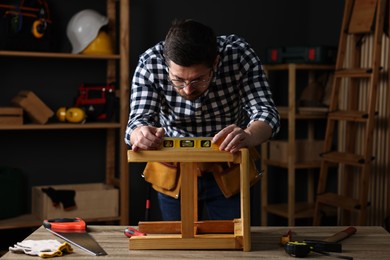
[43, 217, 86, 232]
[322, 227, 357, 243]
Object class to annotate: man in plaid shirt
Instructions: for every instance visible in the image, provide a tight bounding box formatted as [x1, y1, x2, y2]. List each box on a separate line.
[125, 19, 279, 221]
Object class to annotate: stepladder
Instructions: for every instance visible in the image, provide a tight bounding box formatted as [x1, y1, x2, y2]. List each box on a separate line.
[313, 0, 388, 226]
[127, 146, 252, 251]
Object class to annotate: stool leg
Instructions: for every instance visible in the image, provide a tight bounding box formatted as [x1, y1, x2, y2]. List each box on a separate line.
[180, 162, 198, 238]
[240, 149, 251, 251]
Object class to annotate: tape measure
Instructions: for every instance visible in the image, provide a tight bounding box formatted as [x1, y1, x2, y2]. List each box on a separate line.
[160, 137, 219, 150]
[284, 241, 353, 260]
[284, 241, 312, 257]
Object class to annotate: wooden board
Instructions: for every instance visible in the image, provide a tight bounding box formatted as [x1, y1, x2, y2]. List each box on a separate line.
[349, 0, 377, 33]
[129, 234, 242, 250]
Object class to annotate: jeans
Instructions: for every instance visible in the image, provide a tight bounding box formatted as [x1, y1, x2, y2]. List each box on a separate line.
[157, 172, 241, 221]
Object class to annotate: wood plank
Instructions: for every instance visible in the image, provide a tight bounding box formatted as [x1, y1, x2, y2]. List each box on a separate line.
[349, 0, 377, 33]
[240, 149, 251, 251]
[264, 64, 334, 71]
[180, 162, 196, 238]
[278, 106, 328, 119]
[118, 0, 130, 226]
[317, 193, 362, 211]
[129, 234, 241, 250]
[0, 122, 120, 130]
[0, 50, 120, 59]
[138, 220, 235, 234]
[265, 202, 314, 219]
[128, 150, 238, 163]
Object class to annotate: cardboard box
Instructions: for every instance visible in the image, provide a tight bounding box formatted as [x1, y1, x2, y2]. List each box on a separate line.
[269, 140, 324, 163]
[11, 91, 54, 124]
[0, 107, 23, 125]
[32, 183, 119, 220]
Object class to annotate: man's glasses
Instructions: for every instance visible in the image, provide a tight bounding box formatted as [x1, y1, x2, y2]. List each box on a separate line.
[168, 69, 213, 90]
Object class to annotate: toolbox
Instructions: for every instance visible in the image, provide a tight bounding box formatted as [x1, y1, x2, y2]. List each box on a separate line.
[266, 46, 337, 64]
[0, 107, 23, 125]
[32, 183, 119, 220]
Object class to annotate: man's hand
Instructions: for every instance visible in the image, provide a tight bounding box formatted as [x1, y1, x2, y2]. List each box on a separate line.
[130, 126, 165, 152]
[212, 121, 272, 153]
[212, 124, 250, 153]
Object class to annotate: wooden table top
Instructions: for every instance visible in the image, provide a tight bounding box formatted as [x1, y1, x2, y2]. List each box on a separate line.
[2, 226, 390, 259]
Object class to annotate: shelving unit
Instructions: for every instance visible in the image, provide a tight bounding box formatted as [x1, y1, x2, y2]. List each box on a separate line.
[261, 63, 333, 226]
[0, 0, 129, 229]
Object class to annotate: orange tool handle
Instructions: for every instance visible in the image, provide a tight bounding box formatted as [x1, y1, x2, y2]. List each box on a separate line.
[43, 217, 86, 232]
[322, 226, 357, 243]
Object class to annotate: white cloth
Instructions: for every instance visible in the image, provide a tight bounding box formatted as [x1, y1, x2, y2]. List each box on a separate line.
[9, 239, 73, 258]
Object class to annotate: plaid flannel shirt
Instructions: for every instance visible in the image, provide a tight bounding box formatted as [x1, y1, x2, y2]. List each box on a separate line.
[125, 34, 280, 146]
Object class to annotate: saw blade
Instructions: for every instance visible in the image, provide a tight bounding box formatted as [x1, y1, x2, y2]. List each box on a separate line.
[45, 228, 107, 256]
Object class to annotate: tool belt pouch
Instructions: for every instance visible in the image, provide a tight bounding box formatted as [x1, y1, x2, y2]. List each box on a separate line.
[143, 162, 180, 199]
[0, 0, 52, 51]
[213, 160, 261, 198]
[213, 156, 262, 198]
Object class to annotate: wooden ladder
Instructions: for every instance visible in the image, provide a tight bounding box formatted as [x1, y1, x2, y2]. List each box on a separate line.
[313, 0, 387, 226]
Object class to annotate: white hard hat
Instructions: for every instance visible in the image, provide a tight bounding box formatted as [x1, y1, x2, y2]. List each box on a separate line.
[66, 9, 108, 54]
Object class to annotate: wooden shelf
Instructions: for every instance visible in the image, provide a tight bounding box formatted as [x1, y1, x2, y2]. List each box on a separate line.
[264, 63, 334, 71]
[0, 122, 121, 130]
[261, 63, 333, 226]
[264, 159, 322, 169]
[0, 0, 130, 231]
[265, 202, 314, 219]
[0, 214, 120, 230]
[0, 214, 41, 230]
[278, 106, 328, 119]
[0, 50, 120, 60]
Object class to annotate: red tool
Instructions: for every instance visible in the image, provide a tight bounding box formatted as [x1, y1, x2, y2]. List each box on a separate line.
[124, 227, 146, 238]
[43, 217, 107, 256]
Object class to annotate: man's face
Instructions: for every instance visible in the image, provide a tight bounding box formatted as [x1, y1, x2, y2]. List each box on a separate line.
[167, 61, 213, 101]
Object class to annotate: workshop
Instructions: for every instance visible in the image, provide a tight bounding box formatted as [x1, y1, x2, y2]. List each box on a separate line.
[1, 0, 390, 259]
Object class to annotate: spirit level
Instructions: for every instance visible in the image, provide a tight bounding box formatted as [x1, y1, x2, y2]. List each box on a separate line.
[160, 137, 219, 150]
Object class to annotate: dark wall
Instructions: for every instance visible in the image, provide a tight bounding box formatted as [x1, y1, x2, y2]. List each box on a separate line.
[129, 0, 343, 70]
[0, 0, 344, 226]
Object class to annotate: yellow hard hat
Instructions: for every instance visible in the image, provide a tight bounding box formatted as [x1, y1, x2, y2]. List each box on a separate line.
[82, 31, 114, 55]
[66, 9, 108, 54]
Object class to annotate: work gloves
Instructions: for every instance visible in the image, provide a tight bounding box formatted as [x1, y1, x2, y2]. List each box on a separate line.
[9, 239, 73, 258]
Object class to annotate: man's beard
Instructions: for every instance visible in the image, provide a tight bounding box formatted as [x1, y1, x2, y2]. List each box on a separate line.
[177, 87, 208, 101]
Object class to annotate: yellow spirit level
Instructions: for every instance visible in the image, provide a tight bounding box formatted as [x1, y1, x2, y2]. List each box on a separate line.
[160, 137, 219, 150]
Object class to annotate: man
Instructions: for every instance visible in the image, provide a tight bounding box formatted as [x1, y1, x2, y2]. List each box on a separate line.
[125, 19, 280, 221]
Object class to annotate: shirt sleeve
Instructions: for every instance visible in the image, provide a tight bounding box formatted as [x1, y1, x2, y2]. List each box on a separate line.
[124, 55, 163, 146]
[236, 39, 280, 138]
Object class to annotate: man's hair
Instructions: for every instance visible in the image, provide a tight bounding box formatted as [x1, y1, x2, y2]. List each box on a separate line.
[164, 19, 217, 68]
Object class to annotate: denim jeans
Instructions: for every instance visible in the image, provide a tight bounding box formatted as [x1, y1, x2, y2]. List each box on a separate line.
[157, 172, 241, 221]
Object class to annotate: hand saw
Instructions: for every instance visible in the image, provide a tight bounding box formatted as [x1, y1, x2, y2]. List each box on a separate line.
[43, 217, 107, 256]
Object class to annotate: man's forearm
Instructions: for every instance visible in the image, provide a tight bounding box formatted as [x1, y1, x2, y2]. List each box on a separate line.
[244, 120, 272, 146]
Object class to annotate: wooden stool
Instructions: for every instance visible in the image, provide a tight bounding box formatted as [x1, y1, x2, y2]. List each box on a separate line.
[127, 148, 251, 251]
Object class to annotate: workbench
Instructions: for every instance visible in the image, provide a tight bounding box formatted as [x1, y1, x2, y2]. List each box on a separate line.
[2, 226, 390, 259]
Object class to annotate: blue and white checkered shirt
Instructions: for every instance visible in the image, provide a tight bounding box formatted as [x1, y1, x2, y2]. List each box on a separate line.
[125, 35, 280, 146]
